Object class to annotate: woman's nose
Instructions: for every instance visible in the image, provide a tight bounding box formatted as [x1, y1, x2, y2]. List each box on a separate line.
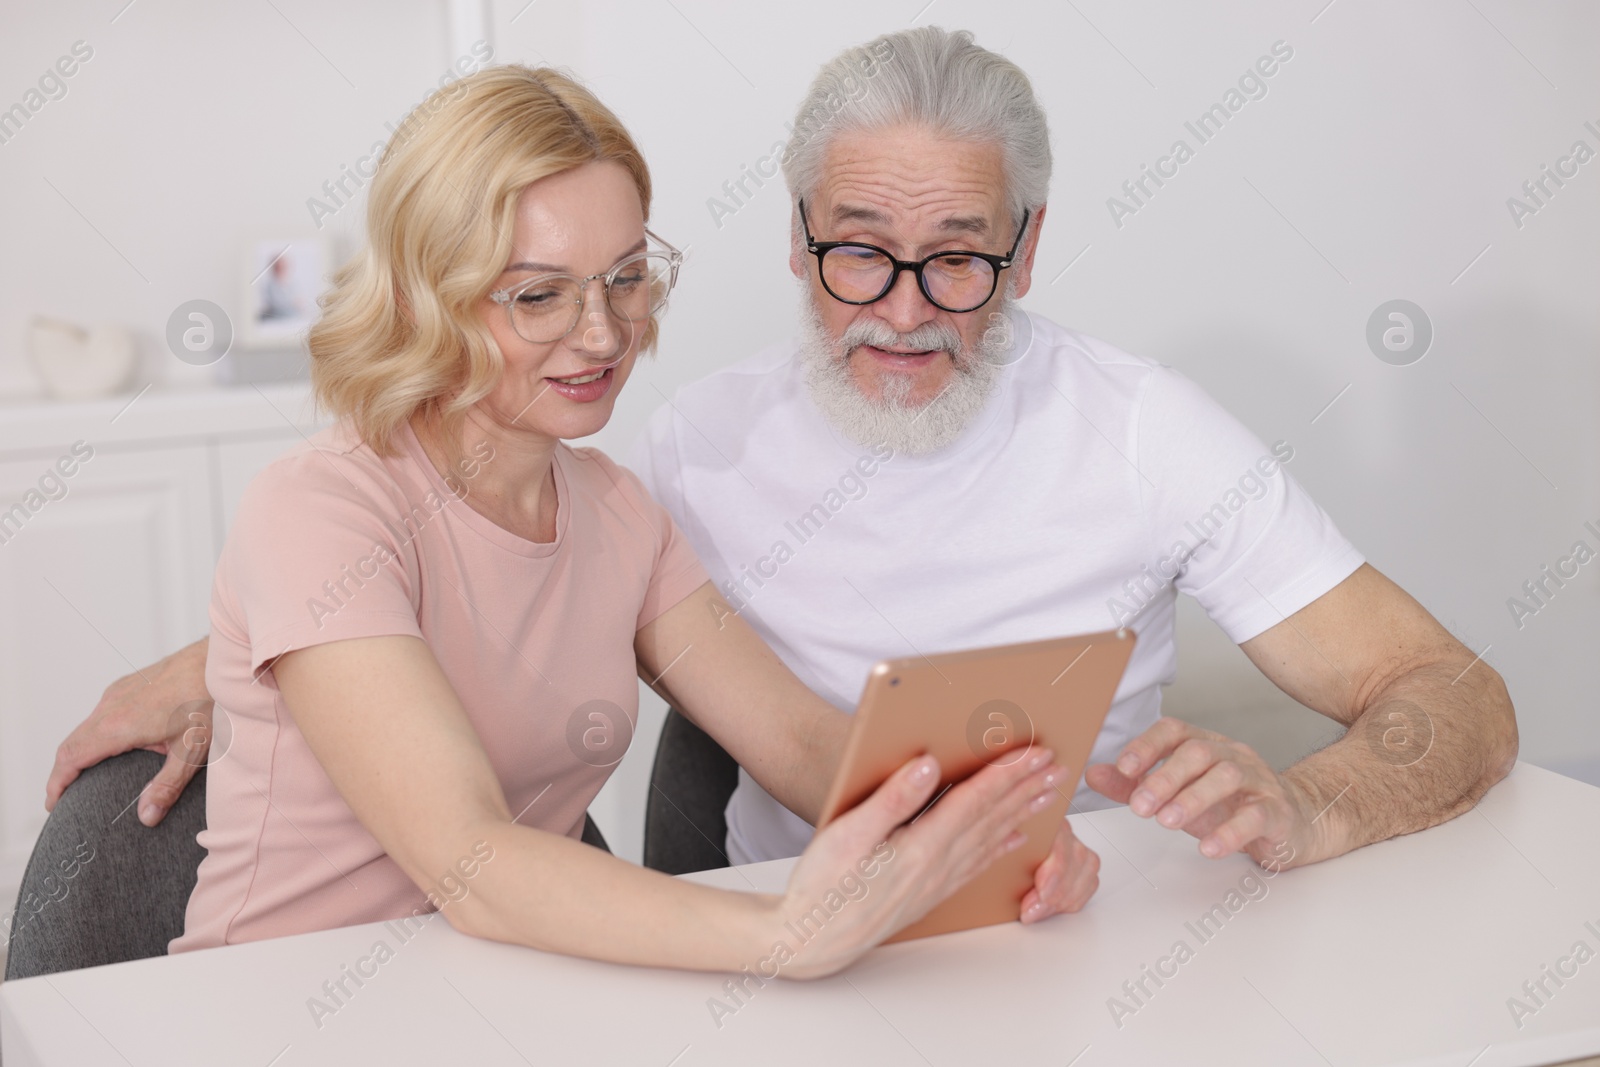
[574, 281, 625, 362]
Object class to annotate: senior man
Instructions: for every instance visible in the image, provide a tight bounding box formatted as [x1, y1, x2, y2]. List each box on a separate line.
[50, 28, 1514, 897]
[629, 26, 1516, 872]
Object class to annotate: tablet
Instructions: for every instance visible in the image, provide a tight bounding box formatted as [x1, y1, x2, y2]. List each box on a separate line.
[815, 628, 1136, 943]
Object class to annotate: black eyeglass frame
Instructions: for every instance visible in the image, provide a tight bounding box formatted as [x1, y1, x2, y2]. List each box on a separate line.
[798, 199, 1031, 314]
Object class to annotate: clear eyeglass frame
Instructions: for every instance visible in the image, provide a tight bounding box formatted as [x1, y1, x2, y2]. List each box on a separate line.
[489, 229, 683, 344]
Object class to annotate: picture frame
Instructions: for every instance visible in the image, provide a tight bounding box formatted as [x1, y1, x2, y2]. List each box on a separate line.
[239, 236, 331, 350]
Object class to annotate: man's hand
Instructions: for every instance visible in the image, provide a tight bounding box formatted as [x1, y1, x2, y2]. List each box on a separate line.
[46, 637, 213, 826]
[1019, 818, 1100, 923]
[1086, 717, 1318, 869]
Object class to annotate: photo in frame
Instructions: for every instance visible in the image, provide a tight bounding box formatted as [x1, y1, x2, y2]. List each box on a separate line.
[239, 236, 330, 350]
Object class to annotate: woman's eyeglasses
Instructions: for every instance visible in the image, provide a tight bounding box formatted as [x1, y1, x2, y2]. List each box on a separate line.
[490, 230, 683, 344]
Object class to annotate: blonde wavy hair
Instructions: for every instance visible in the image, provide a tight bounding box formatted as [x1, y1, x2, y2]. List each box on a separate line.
[309, 65, 654, 457]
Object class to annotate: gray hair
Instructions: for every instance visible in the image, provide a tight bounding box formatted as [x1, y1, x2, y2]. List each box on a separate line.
[780, 26, 1051, 230]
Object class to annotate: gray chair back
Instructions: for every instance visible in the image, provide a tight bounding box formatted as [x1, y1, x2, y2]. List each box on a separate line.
[4, 751, 206, 981]
[5, 752, 610, 981]
[642, 708, 738, 875]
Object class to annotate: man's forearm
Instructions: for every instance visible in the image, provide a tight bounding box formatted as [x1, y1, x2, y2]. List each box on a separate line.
[47, 631, 216, 821]
[179, 634, 210, 675]
[1282, 657, 1517, 863]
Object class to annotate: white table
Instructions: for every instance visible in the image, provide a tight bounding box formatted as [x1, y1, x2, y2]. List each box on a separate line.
[3, 762, 1599, 1067]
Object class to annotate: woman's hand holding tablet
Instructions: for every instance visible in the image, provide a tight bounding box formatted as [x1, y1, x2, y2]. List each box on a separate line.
[815, 630, 1137, 942]
[771, 747, 1069, 980]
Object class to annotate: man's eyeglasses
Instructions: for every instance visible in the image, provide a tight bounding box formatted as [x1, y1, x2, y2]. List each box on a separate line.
[799, 199, 1029, 314]
[489, 230, 682, 345]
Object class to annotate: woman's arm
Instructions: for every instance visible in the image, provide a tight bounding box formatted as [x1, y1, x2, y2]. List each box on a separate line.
[634, 582, 848, 824]
[273, 632, 1066, 976]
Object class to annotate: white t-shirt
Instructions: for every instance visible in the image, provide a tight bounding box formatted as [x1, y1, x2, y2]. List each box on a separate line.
[628, 309, 1364, 864]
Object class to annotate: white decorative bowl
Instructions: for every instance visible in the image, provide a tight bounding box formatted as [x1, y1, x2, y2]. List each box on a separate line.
[29, 318, 137, 401]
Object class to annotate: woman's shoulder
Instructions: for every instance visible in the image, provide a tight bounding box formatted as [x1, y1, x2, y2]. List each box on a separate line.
[559, 443, 674, 535]
[562, 443, 646, 494]
[249, 421, 404, 498]
[236, 420, 425, 536]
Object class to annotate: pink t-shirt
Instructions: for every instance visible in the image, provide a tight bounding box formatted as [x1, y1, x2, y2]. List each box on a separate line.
[172, 420, 708, 952]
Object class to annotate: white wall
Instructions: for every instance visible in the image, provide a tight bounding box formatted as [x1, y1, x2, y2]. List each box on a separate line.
[2, 1, 1597, 866]
[543, 0, 1600, 821]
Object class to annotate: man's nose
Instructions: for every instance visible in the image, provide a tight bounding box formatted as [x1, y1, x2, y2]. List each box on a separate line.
[872, 267, 940, 336]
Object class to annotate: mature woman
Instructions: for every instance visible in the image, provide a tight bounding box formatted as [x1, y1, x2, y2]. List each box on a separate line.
[87, 65, 1073, 976]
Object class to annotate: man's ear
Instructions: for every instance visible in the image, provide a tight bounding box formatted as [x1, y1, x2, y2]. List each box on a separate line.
[1010, 203, 1047, 300]
[789, 209, 807, 279]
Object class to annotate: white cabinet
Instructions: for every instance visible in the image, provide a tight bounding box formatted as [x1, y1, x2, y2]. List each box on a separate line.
[0, 384, 323, 902]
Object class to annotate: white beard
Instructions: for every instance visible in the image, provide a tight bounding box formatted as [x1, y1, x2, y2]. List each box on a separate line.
[797, 283, 1013, 456]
